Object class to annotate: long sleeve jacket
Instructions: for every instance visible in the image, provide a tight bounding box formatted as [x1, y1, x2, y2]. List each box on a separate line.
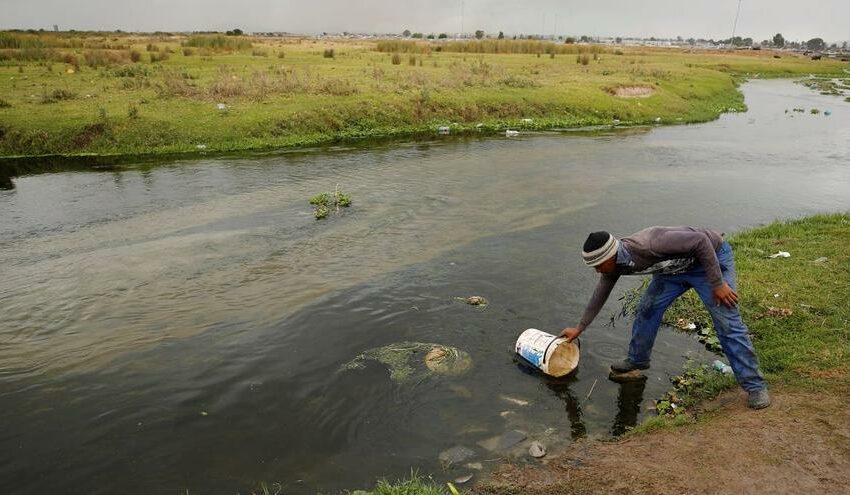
[577, 226, 725, 332]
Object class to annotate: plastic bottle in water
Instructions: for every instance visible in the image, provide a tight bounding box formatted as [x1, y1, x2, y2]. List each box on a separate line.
[712, 360, 733, 375]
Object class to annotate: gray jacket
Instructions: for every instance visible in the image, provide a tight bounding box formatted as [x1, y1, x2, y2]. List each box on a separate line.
[577, 226, 725, 332]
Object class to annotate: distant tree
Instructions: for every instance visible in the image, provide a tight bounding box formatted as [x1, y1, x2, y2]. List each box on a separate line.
[580, 35, 590, 42]
[225, 28, 243, 36]
[475, 30, 485, 39]
[773, 33, 785, 47]
[843, 41, 848, 50]
[743, 37, 753, 46]
[615, 37, 622, 44]
[676, 35, 683, 42]
[427, 33, 435, 39]
[438, 33, 448, 39]
[687, 38, 696, 46]
[564, 37, 575, 44]
[829, 43, 837, 50]
[806, 37, 825, 51]
[649, 36, 656, 42]
[498, 31, 505, 39]
[411, 32, 423, 39]
[403, 29, 411, 37]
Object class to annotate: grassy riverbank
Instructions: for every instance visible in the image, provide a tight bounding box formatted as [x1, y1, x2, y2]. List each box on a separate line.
[472, 213, 850, 494]
[1, 32, 848, 162]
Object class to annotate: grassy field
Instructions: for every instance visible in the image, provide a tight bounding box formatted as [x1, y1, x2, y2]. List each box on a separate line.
[1, 32, 848, 160]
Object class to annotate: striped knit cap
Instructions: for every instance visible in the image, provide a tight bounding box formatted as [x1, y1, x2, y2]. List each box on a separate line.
[582, 231, 618, 267]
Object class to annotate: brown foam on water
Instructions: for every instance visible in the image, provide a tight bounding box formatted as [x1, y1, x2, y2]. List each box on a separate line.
[546, 341, 580, 377]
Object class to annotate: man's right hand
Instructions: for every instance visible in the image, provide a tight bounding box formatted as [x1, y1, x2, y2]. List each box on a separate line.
[560, 327, 582, 343]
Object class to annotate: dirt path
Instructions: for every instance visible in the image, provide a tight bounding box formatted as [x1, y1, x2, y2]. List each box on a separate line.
[474, 388, 850, 495]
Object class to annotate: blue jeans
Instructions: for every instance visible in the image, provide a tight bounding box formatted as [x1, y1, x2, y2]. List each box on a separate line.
[628, 242, 766, 392]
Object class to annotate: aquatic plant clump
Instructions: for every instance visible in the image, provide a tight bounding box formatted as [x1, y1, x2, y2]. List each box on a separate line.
[341, 342, 473, 383]
[309, 186, 352, 220]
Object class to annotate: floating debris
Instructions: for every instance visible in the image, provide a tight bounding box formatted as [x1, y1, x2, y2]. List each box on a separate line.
[528, 441, 547, 458]
[499, 395, 529, 407]
[812, 257, 829, 263]
[216, 103, 228, 113]
[499, 410, 515, 419]
[465, 462, 483, 470]
[676, 318, 697, 331]
[505, 130, 520, 137]
[521, 118, 534, 124]
[767, 251, 791, 258]
[478, 430, 527, 452]
[654, 117, 662, 123]
[456, 296, 488, 307]
[195, 144, 207, 150]
[824, 110, 832, 116]
[439, 445, 476, 468]
[425, 346, 473, 376]
[341, 342, 472, 383]
[438, 126, 450, 135]
[453, 474, 474, 484]
[712, 360, 733, 375]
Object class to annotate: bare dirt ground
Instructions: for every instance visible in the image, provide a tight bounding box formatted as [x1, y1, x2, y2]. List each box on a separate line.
[608, 86, 656, 98]
[474, 387, 850, 495]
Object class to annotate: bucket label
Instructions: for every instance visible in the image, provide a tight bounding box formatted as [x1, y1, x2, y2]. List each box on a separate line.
[515, 329, 556, 370]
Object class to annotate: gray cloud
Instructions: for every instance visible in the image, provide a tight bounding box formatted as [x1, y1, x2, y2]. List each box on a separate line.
[1, 0, 847, 43]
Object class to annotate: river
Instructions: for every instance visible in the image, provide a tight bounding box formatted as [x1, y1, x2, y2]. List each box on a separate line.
[1, 80, 848, 494]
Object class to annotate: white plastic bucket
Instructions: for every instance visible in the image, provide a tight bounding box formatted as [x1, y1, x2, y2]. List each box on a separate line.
[515, 328, 580, 377]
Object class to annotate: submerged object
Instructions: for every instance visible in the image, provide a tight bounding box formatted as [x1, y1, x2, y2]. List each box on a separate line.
[342, 342, 472, 383]
[515, 329, 580, 377]
[528, 441, 547, 458]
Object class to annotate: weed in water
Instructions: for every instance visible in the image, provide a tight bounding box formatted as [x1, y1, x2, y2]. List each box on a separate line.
[129, 50, 142, 63]
[309, 187, 352, 220]
[0, 98, 11, 108]
[323, 48, 335, 59]
[127, 104, 139, 119]
[391, 53, 402, 65]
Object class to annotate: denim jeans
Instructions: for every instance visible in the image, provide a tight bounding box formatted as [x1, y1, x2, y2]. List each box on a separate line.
[628, 241, 766, 392]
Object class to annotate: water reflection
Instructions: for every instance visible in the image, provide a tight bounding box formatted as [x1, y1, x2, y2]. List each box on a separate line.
[541, 374, 588, 440]
[610, 380, 648, 436]
[0, 173, 14, 190]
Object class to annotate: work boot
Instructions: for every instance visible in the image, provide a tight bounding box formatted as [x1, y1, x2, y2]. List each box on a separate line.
[610, 359, 650, 373]
[748, 389, 771, 410]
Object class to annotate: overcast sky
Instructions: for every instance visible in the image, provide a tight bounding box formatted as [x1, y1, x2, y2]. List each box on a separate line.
[1, 0, 847, 43]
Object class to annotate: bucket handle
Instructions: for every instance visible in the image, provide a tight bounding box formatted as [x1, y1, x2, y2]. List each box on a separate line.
[541, 337, 560, 365]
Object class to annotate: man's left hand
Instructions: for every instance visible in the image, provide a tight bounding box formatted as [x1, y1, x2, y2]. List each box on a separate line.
[713, 282, 738, 308]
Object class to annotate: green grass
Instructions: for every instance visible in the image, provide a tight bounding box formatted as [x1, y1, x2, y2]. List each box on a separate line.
[626, 213, 850, 432]
[1, 34, 847, 161]
[345, 473, 449, 495]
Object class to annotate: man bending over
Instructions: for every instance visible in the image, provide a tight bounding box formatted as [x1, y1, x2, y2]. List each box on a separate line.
[560, 227, 770, 410]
